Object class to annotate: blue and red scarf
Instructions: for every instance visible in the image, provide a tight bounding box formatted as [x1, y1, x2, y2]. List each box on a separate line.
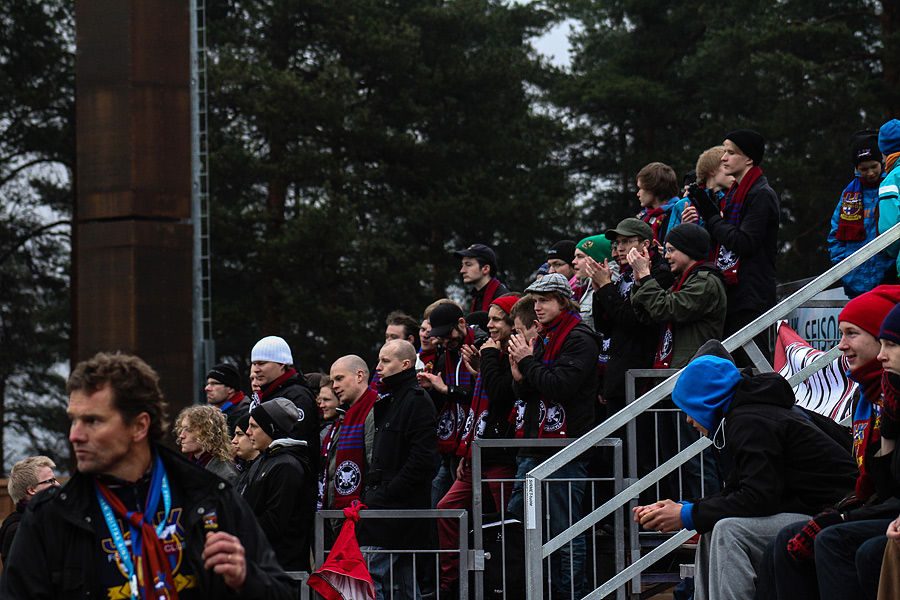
[331, 388, 378, 509]
[835, 176, 873, 241]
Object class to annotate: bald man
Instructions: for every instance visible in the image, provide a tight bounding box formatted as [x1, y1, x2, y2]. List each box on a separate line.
[323, 355, 377, 512]
[357, 340, 437, 600]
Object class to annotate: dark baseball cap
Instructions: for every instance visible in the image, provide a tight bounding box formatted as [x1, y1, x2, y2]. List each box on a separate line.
[427, 302, 465, 338]
[454, 244, 497, 269]
[604, 218, 653, 241]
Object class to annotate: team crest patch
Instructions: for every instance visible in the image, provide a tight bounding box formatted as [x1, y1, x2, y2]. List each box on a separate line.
[336, 461, 362, 496]
[475, 410, 489, 439]
[544, 402, 565, 432]
[460, 409, 475, 439]
[437, 409, 456, 440]
[659, 329, 673, 359]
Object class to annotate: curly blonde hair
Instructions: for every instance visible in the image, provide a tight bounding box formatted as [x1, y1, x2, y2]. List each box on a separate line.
[174, 405, 232, 463]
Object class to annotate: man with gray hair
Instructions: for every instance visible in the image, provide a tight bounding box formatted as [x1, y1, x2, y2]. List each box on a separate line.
[0, 456, 60, 563]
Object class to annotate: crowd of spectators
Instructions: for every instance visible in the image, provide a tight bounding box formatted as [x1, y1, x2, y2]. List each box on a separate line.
[9, 122, 900, 600]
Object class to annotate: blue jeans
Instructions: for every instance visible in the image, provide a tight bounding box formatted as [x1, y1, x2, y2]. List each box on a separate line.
[361, 546, 421, 600]
[507, 456, 589, 600]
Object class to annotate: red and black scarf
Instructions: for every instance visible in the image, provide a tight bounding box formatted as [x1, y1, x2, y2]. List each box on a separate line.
[472, 278, 502, 313]
[639, 206, 669, 243]
[716, 165, 762, 285]
[260, 368, 298, 401]
[331, 388, 378, 509]
[652, 262, 707, 369]
[436, 328, 475, 454]
[510, 311, 581, 439]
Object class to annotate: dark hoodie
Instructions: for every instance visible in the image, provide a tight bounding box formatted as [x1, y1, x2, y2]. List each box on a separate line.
[673, 356, 858, 533]
[241, 436, 315, 571]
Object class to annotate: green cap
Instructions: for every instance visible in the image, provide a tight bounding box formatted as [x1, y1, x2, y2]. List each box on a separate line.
[604, 218, 653, 241]
[576, 235, 612, 262]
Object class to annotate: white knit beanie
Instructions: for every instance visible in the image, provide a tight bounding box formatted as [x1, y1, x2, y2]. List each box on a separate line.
[251, 336, 293, 365]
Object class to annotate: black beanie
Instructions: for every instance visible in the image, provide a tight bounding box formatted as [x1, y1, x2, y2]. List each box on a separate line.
[547, 240, 576, 266]
[850, 130, 882, 167]
[725, 129, 764, 166]
[665, 223, 710, 261]
[251, 398, 301, 440]
[235, 413, 252, 434]
[207, 363, 241, 391]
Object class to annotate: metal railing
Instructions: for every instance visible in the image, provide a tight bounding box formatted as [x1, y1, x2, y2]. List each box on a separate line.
[313, 509, 470, 600]
[471, 438, 625, 600]
[524, 221, 900, 600]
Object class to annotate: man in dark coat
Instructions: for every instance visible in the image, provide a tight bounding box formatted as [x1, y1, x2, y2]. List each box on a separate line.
[0, 456, 60, 564]
[243, 398, 316, 573]
[0, 351, 294, 600]
[634, 342, 857, 600]
[358, 339, 438, 600]
[249, 335, 319, 477]
[204, 362, 251, 435]
[686, 129, 780, 360]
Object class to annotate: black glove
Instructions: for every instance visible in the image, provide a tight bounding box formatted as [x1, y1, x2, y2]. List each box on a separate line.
[687, 183, 720, 222]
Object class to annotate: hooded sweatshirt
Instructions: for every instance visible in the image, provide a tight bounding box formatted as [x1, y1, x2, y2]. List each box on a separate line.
[672, 357, 858, 533]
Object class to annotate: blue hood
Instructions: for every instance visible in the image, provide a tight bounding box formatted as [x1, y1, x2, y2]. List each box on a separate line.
[672, 356, 743, 432]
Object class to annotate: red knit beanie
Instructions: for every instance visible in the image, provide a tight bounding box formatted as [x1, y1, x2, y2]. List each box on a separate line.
[839, 285, 900, 337]
[491, 295, 519, 316]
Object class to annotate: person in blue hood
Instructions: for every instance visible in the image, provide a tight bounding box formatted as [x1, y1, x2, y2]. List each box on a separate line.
[633, 341, 858, 600]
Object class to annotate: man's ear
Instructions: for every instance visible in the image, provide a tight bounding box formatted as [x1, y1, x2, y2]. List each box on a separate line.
[480, 264, 490, 277]
[130, 412, 152, 443]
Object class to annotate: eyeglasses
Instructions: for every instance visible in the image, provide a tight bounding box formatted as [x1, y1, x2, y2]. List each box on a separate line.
[610, 238, 640, 249]
[664, 247, 675, 255]
[35, 477, 58, 487]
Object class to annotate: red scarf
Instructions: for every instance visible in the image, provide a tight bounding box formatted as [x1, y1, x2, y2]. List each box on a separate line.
[436, 329, 475, 454]
[331, 388, 378, 509]
[716, 166, 762, 284]
[851, 358, 883, 500]
[652, 261, 707, 369]
[640, 206, 669, 243]
[456, 351, 507, 459]
[419, 349, 436, 374]
[510, 311, 581, 439]
[472, 278, 501, 312]
[260, 368, 298, 401]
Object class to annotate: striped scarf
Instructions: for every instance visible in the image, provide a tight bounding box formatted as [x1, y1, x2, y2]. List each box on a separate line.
[331, 388, 378, 509]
